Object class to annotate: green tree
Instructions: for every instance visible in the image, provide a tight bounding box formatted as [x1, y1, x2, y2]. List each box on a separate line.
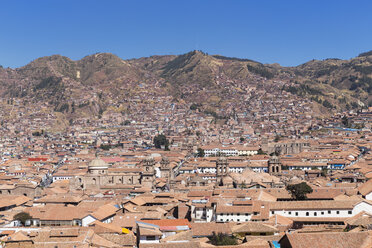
[100, 144, 111, 151]
[209, 232, 238, 246]
[322, 100, 333, 109]
[342, 116, 350, 128]
[257, 148, 266, 155]
[197, 148, 205, 157]
[286, 182, 313, 200]
[32, 131, 41, 137]
[190, 103, 199, 110]
[240, 137, 245, 143]
[153, 134, 169, 150]
[13, 212, 32, 226]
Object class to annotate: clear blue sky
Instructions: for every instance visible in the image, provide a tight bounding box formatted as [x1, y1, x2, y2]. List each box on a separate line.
[1, 0, 372, 68]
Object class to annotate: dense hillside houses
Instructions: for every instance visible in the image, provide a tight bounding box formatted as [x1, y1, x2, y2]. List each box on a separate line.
[0, 53, 371, 247]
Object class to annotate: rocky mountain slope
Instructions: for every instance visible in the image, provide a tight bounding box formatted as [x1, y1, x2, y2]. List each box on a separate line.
[0, 50, 371, 119]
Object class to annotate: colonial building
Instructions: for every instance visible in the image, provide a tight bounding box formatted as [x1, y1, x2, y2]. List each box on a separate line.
[268, 155, 281, 175]
[141, 157, 156, 189]
[70, 158, 152, 190]
[263, 140, 311, 155]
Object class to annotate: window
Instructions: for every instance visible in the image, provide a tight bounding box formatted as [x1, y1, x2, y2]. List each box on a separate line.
[321, 212, 324, 215]
[146, 236, 156, 241]
[306, 212, 309, 216]
[245, 213, 249, 216]
[288, 211, 291, 215]
[295, 212, 298, 216]
[237, 219, 240, 222]
[336, 211, 340, 215]
[328, 211, 331, 214]
[314, 212, 317, 216]
[348, 211, 352, 215]
[271, 211, 274, 214]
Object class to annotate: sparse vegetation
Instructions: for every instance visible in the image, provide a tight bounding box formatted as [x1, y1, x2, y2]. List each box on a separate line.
[154, 134, 169, 150]
[209, 232, 238, 246]
[13, 212, 32, 226]
[197, 148, 205, 157]
[286, 182, 313, 200]
[247, 63, 274, 79]
[257, 148, 266, 155]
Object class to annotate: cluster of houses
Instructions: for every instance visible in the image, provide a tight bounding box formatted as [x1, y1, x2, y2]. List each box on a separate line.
[0, 84, 371, 247]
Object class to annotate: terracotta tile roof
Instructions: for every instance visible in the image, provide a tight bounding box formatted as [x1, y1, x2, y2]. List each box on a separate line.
[161, 230, 193, 242]
[89, 220, 122, 234]
[216, 205, 253, 214]
[113, 213, 144, 229]
[243, 238, 271, 248]
[49, 228, 79, 237]
[358, 179, 372, 196]
[345, 211, 372, 226]
[268, 214, 293, 226]
[141, 219, 191, 229]
[28, 206, 88, 221]
[307, 188, 347, 199]
[137, 222, 163, 236]
[99, 232, 136, 247]
[90, 232, 120, 247]
[268, 200, 359, 210]
[280, 231, 372, 248]
[143, 210, 164, 219]
[191, 222, 233, 237]
[34, 194, 82, 204]
[91, 204, 119, 220]
[288, 217, 347, 222]
[141, 241, 201, 248]
[232, 222, 278, 233]
[5, 231, 32, 242]
[188, 191, 213, 198]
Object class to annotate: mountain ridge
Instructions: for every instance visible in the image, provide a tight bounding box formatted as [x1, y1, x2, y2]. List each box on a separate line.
[0, 50, 371, 120]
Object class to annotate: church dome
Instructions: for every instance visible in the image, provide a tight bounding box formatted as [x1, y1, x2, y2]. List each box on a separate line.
[88, 158, 108, 169]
